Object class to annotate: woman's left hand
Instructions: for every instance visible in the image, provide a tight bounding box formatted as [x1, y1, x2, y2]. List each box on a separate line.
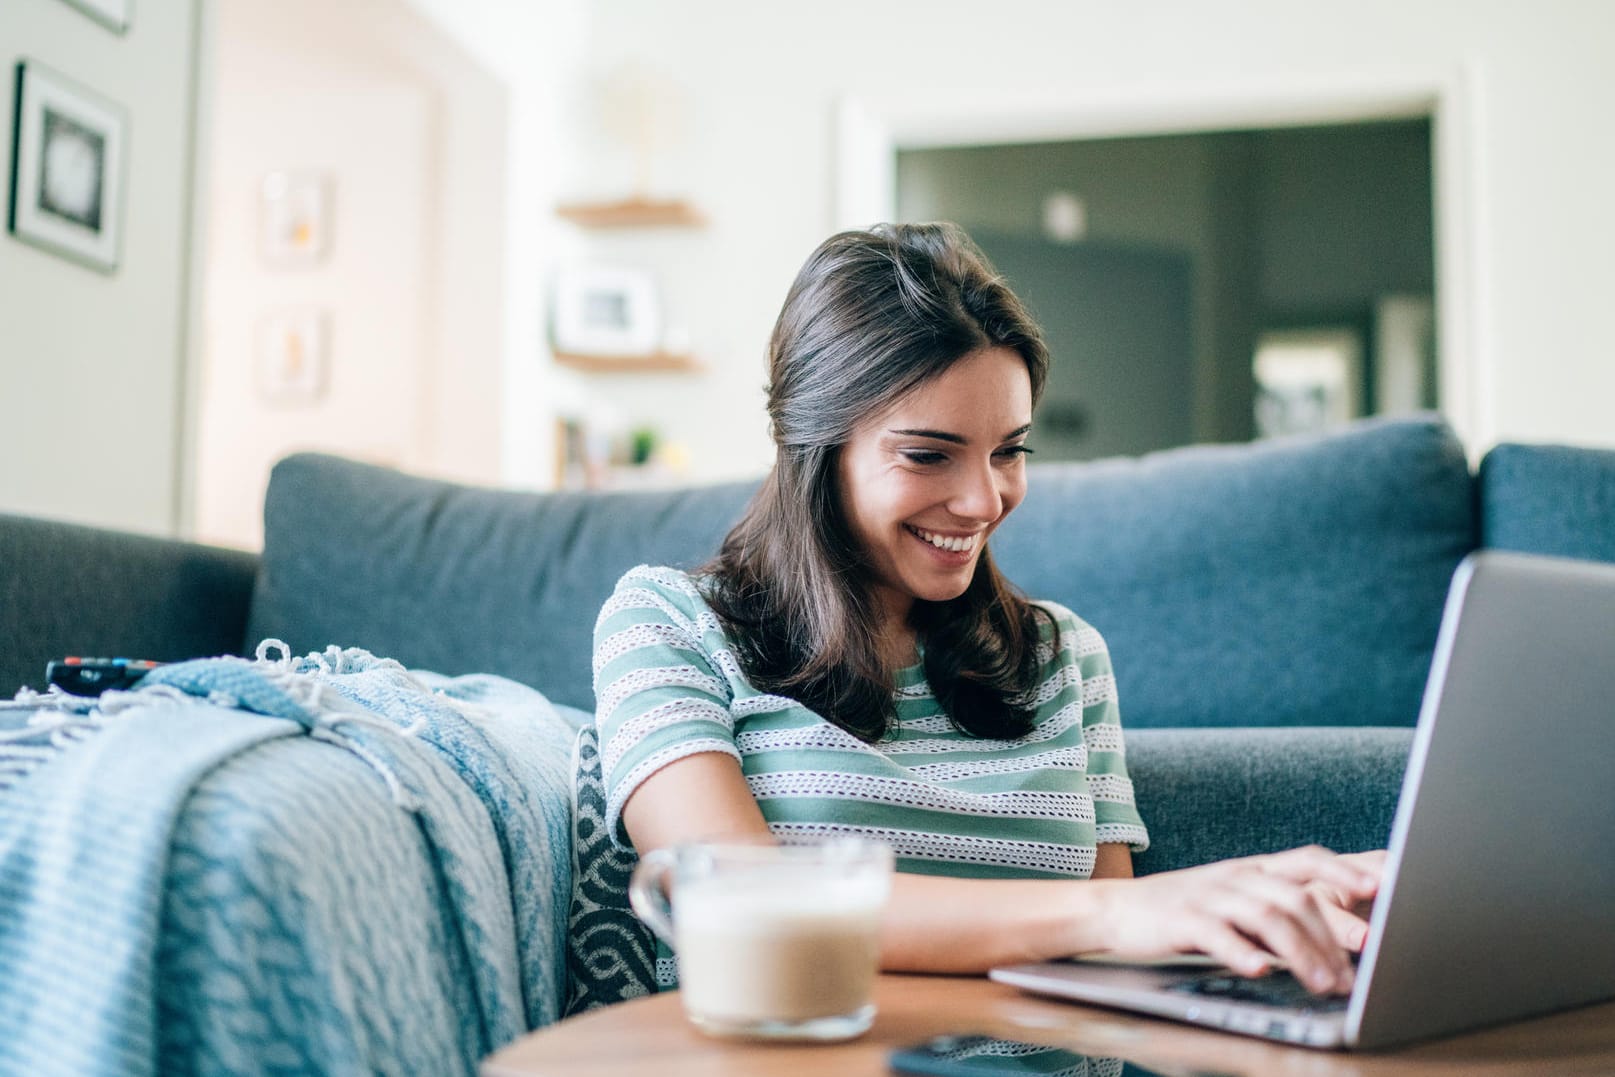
[1307, 849, 1387, 953]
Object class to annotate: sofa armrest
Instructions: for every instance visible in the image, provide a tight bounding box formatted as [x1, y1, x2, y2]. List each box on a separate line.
[0, 513, 259, 697]
[1127, 727, 1413, 876]
[159, 735, 517, 1072]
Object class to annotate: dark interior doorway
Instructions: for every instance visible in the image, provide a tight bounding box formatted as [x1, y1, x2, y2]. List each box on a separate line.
[898, 119, 1435, 461]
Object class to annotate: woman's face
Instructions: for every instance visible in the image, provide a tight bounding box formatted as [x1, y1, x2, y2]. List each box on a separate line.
[837, 346, 1034, 628]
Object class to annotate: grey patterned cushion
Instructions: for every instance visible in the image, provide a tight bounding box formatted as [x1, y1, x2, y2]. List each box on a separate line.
[563, 726, 664, 1014]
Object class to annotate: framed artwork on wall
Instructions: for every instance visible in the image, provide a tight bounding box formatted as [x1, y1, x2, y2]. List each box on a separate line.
[60, 0, 132, 34]
[255, 308, 330, 405]
[1252, 326, 1366, 439]
[6, 60, 127, 273]
[259, 171, 334, 268]
[551, 265, 662, 357]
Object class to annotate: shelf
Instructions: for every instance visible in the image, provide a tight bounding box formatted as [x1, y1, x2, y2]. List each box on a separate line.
[553, 350, 703, 374]
[554, 197, 706, 229]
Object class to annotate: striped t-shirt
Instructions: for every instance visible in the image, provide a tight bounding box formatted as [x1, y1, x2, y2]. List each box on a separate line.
[592, 564, 1150, 880]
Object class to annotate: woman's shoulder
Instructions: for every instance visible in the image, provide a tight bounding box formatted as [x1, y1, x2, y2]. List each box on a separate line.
[1027, 599, 1110, 656]
[611, 563, 701, 595]
[1027, 598, 1091, 633]
[602, 564, 717, 621]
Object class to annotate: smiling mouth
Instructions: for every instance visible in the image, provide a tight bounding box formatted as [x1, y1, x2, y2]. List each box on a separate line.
[905, 524, 980, 554]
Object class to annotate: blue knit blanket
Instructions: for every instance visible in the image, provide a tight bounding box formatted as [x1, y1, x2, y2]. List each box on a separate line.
[0, 644, 581, 1077]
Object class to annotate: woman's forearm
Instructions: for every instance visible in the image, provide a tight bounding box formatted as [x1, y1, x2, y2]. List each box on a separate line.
[879, 847, 1380, 995]
[880, 872, 1121, 972]
[618, 754, 1376, 991]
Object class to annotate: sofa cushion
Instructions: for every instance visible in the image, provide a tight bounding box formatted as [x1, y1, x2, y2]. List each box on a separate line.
[1478, 441, 1615, 564]
[1126, 727, 1413, 875]
[247, 455, 755, 711]
[992, 416, 1476, 728]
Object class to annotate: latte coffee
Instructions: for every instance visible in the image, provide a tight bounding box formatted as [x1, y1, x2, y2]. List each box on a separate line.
[628, 838, 894, 1040]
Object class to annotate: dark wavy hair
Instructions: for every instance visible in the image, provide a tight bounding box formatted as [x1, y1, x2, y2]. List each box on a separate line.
[701, 222, 1056, 743]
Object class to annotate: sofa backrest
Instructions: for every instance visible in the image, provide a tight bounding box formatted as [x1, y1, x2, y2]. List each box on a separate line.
[0, 513, 258, 698]
[249, 415, 1478, 725]
[992, 415, 1476, 728]
[247, 456, 755, 711]
[1479, 441, 1615, 563]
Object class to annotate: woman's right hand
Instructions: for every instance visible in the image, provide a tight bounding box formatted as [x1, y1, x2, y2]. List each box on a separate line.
[1092, 846, 1381, 995]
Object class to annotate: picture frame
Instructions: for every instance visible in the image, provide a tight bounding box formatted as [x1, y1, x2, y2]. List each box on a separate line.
[552, 265, 662, 357]
[255, 308, 330, 406]
[7, 60, 127, 273]
[259, 170, 333, 268]
[1252, 326, 1365, 439]
[60, 0, 132, 34]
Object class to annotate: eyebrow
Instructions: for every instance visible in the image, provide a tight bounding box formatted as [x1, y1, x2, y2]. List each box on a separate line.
[888, 424, 1032, 445]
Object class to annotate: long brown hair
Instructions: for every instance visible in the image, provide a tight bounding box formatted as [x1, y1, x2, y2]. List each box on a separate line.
[702, 223, 1055, 742]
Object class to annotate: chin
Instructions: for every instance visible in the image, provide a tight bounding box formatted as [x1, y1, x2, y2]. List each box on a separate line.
[910, 572, 975, 604]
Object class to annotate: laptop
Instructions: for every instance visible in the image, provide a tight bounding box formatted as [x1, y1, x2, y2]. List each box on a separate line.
[990, 549, 1615, 1049]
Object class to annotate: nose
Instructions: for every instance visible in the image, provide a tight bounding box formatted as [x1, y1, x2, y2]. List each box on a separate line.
[948, 457, 1005, 523]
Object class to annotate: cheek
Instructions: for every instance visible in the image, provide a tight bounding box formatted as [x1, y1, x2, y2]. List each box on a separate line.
[999, 474, 1028, 520]
[840, 457, 892, 539]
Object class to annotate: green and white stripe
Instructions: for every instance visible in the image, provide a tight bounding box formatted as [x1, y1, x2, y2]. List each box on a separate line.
[593, 565, 1149, 880]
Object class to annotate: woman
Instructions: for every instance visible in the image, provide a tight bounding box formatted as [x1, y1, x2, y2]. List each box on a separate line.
[593, 222, 1379, 996]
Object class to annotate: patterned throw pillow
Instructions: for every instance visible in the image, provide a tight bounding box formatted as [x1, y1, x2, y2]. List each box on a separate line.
[563, 725, 676, 1014]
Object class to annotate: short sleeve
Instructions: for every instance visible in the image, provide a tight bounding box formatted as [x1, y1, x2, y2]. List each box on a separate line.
[1042, 603, 1151, 853]
[593, 567, 741, 845]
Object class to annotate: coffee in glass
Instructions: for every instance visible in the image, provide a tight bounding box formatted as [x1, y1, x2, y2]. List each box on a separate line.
[628, 836, 894, 1041]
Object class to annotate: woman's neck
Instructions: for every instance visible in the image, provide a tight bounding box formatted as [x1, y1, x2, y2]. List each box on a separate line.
[868, 583, 918, 670]
[875, 618, 919, 672]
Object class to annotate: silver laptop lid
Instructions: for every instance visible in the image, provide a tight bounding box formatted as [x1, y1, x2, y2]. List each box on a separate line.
[1347, 550, 1615, 1047]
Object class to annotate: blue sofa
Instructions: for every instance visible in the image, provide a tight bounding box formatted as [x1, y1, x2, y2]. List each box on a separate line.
[2, 414, 1612, 1075]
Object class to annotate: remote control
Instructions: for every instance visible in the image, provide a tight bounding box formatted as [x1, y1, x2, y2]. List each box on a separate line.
[46, 656, 163, 696]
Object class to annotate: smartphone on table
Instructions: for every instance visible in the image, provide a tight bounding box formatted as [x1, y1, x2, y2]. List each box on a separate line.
[889, 1033, 1233, 1077]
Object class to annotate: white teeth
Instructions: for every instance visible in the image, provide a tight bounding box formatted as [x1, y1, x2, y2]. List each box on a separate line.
[910, 526, 976, 553]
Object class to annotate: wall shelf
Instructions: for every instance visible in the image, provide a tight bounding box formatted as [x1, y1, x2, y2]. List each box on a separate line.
[553, 350, 703, 374]
[554, 197, 706, 229]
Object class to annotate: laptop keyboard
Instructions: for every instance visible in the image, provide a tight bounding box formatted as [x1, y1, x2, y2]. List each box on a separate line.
[1166, 971, 1350, 1014]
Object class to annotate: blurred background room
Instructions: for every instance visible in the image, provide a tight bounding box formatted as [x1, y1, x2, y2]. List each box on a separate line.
[2, 0, 1612, 549]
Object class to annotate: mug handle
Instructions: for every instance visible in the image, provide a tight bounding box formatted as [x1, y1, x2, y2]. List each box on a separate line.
[627, 848, 678, 947]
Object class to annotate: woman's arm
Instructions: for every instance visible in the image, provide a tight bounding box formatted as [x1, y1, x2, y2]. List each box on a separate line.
[621, 752, 1379, 995]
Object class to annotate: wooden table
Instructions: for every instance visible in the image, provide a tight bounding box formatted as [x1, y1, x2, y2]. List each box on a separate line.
[482, 973, 1615, 1076]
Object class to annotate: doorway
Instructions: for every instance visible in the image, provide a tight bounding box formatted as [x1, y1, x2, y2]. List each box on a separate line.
[896, 120, 1435, 461]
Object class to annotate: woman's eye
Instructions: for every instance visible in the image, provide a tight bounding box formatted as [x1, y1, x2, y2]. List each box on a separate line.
[996, 445, 1034, 461]
[901, 450, 948, 466]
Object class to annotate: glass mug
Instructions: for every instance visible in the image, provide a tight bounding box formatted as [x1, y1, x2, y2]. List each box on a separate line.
[628, 836, 895, 1041]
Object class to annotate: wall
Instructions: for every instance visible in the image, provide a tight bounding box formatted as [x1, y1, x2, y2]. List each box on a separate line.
[7, 1, 1610, 533]
[1257, 123, 1435, 311]
[402, 0, 591, 493]
[0, 0, 203, 534]
[550, 0, 1615, 485]
[192, 0, 507, 549]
